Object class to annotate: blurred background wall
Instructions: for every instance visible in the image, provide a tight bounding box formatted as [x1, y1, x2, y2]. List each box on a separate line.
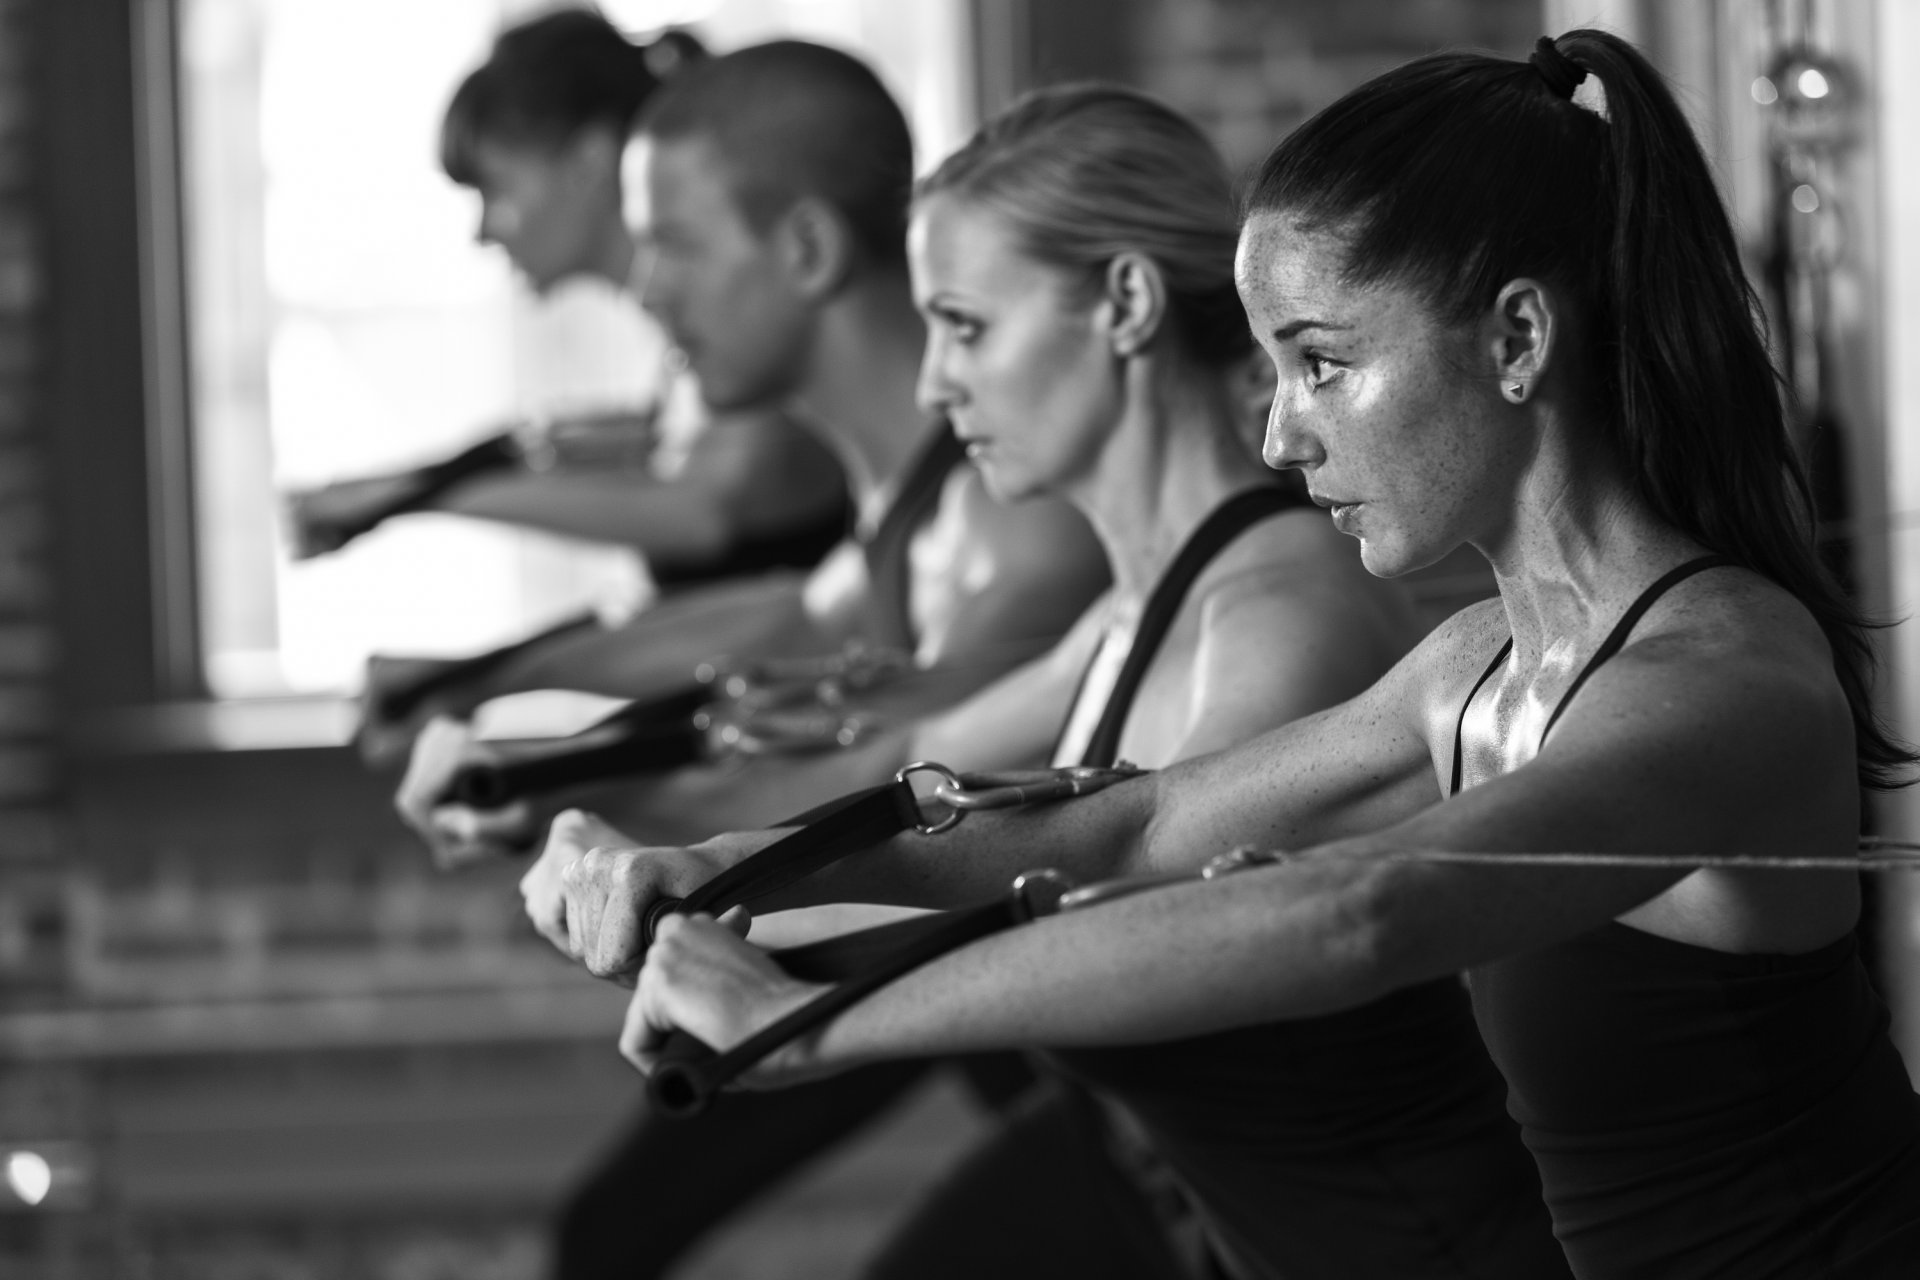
[0, 1, 1912, 1277]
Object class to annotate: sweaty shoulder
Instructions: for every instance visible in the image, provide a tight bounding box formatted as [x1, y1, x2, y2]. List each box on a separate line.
[937, 467, 1106, 582]
[1178, 508, 1430, 751]
[1410, 594, 1513, 744]
[1191, 508, 1422, 662]
[1576, 564, 1848, 750]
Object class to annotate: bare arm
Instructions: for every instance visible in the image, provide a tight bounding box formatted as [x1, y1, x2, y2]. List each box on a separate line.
[548, 569, 1438, 978]
[438, 410, 847, 567]
[477, 572, 834, 701]
[674, 601, 1861, 1073]
[568, 602, 1105, 852]
[914, 476, 1111, 667]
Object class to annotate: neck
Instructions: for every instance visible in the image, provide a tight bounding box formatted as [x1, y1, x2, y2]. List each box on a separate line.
[1074, 354, 1271, 601]
[791, 266, 931, 511]
[588, 214, 638, 290]
[1478, 405, 1699, 660]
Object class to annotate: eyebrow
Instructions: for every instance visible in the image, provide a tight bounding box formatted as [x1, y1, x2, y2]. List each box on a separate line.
[1270, 319, 1352, 341]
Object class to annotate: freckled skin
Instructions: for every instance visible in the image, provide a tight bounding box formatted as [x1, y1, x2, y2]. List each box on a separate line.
[908, 195, 1120, 504]
[1235, 213, 1530, 577]
[634, 136, 813, 410]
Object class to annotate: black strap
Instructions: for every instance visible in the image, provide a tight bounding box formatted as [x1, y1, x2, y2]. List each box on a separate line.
[1449, 554, 1734, 796]
[408, 424, 956, 778]
[646, 487, 1306, 1114]
[650, 494, 855, 588]
[1448, 640, 1512, 798]
[446, 685, 714, 808]
[860, 422, 968, 653]
[372, 608, 604, 725]
[649, 893, 1028, 1116]
[1070, 486, 1309, 769]
[642, 777, 926, 942]
[314, 432, 522, 556]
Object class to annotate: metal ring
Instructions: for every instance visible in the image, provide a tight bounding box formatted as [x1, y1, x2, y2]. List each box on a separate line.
[1010, 868, 1075, 922]
[895, 760, 965, 835]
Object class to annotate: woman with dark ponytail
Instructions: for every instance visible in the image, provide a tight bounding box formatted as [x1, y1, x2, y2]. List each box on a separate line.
[606, 29, 1920, 1279]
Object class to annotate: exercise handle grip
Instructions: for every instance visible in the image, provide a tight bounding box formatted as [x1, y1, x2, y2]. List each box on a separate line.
[647, 1030, 724, 1117]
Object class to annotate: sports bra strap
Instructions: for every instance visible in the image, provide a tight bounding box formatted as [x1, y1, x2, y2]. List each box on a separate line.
[1448, 638, 1514, 797]
[861, 421, 968, 652]
[1068, 485, 1312, 768]
[1449, 554, 1734, 797]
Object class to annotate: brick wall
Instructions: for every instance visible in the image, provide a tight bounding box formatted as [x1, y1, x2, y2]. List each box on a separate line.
[0, 0, 59, 1000]
[1124, 0, 1543, 169]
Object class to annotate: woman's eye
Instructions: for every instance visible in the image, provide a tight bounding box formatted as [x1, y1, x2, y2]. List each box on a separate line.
[948, 316, 983, 345]
[1304, 353, 1344, 389]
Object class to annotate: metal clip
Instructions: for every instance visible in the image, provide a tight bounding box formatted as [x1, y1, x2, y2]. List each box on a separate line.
[1010, 869, 1074, 922]
[893, 761, 1150, 836]
[1050, 844, 1286, 913]
[931, 764, 1148, 811]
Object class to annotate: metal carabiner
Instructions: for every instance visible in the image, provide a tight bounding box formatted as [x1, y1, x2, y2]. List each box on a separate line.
[1050, 845, 1286, 913]
[933, 764, 1149, 812]
[894, 761, 1150, 836]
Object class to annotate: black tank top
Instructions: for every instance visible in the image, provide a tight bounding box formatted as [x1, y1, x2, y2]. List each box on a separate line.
[856, 421, 968, 653]
[1049, 486, 1569, 1280]
[1454, 555, 1920, 1278]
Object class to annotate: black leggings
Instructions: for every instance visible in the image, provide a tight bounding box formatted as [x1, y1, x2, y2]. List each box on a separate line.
[862, 1082, 1191, 1280]
[552, 1056, 1036, 1279]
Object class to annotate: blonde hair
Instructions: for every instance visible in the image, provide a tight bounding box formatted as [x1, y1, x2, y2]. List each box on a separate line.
[917, 84, 1249, 367]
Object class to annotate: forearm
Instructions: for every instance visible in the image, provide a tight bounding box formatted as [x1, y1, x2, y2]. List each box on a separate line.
[805, 851, 1395, 1067]
[482, 575, 827, 700]
[438, 472, 732, 563]
[748, 769, 1165, 913]
[586, 729, 917, 847]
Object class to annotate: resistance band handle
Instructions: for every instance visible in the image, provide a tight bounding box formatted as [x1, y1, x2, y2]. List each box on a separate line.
[648, 1031, 722, 1116]
[347, 432, 523, 543]
[436, 685, 715, 809]
[646, 896, 1023, 1118]
[304, 432, 524, 559]
[371, 609, 606, 725]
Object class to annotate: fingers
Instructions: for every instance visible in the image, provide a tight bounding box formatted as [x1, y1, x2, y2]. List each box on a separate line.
[520, 809, 592, 952]
[718, 904, 754, 939]
[619, 981, 665, 1073]
[562, 844, 652, 981]
[395, 719, 533, 868]
[394, 716, 475, 833]
[428, 801, 536, 871]
[638, 913, 808, 1048]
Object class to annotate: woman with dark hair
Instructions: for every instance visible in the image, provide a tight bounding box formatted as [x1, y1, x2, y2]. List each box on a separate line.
[290, 8, 848, 693]
[580, 30, 1920, 1279]
[537, 82, 1566, 1279]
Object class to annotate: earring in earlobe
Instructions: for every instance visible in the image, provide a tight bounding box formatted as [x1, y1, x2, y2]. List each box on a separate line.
[1504, 381, 1526, 403]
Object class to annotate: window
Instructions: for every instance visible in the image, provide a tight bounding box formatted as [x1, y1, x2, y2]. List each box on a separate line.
[177, 0, 974, 698]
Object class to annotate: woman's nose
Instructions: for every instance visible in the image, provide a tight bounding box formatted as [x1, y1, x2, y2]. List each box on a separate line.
[915, 341, 962, 418]
[1262, 396, 1321, 472]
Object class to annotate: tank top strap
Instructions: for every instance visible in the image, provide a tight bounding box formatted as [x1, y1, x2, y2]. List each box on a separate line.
[1448, 554, 1734, 797]
[1069, 485, 1310, 768]
[1448, 638, 1513, 797]
[1538, 553, 1734, 743]
[860, 420, 968, 652]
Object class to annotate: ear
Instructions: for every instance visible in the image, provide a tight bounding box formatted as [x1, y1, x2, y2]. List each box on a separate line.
[1098, 252, 1169, 359]
[776, 196, 856, 301]
[1484, 278, 1557, 405]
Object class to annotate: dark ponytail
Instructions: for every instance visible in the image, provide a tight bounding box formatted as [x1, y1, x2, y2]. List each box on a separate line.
[1246, 28, 1913, 788]
[440, 10, 706, 186]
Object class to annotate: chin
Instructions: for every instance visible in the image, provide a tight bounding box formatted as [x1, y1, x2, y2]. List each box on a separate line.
[1357, 534, 1450, 580]
[972, 463, 1037, 506]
